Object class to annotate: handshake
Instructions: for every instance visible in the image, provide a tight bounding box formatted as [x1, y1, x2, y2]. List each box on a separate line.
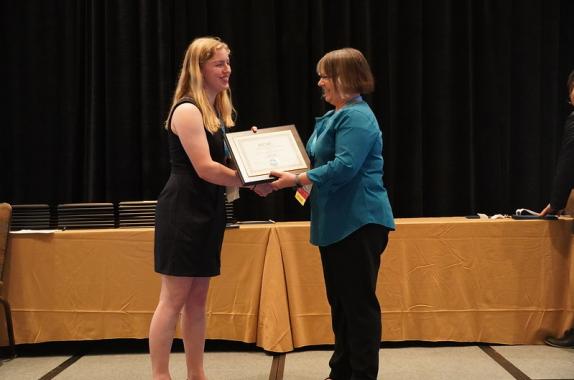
[248, 171, 301, 198]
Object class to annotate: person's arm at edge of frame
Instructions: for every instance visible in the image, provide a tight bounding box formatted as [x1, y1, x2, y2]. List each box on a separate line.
[540, 112, 574, 216]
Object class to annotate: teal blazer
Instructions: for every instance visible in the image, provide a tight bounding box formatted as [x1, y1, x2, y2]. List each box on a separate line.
[306, 100, 395, 246]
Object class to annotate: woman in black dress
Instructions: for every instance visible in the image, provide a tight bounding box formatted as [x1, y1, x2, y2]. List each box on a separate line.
[149, 37, 270, 380]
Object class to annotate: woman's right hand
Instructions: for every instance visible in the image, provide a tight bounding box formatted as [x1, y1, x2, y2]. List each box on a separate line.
[269, 171, 297, 190]
[539, 203, 563, 216]
[539, 204, 553, 216]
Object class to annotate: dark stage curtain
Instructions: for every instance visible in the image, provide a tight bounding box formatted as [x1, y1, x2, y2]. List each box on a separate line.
[1, 0, 573, 220]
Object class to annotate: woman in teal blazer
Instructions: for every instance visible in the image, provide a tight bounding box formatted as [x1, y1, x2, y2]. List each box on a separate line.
[271, 48, 395, 380]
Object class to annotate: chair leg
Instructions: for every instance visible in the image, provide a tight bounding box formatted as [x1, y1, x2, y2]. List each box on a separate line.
[0, 297, 16, 358]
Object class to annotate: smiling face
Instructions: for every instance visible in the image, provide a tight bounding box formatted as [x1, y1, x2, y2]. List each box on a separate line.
[201, 47, 231, 99]
[317, 73, 346, 109]
[316, 48, 374, 110]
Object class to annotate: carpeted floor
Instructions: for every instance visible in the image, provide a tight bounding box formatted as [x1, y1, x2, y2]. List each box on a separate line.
[0, 340, 572, 379]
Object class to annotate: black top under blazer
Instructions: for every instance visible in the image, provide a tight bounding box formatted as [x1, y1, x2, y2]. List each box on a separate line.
[550, 111, 574, 211]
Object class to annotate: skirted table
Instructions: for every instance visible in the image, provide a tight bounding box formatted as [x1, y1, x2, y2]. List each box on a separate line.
[2, 218, 573, 352]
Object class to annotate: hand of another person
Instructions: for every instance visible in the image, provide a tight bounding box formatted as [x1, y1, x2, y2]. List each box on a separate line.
[269, 171, 297, 190]
[251, 183, 274, 197]
[539, 204, 553, 216]
[539, 203, 563, 216]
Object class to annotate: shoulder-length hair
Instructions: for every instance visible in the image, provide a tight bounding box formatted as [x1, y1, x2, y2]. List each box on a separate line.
[316, 48, 374, 99]
[166, 36, 236, 133]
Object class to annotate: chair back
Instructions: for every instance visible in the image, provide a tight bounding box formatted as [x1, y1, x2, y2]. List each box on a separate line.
[0, 203, 12, 285]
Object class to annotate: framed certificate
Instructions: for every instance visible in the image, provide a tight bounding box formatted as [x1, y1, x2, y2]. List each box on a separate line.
[224, 124, 311, 185]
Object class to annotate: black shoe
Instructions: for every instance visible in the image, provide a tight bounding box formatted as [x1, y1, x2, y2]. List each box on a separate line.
[544, 328, 574, 348]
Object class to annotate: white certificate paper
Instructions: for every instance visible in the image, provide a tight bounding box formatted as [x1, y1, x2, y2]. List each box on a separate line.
[235, 130, 306, 176]
[224, 125, 310, 185]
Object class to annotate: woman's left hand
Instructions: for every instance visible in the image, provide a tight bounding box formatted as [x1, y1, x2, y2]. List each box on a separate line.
[251, 183, 274, 197]
[269, 171, 297, 190]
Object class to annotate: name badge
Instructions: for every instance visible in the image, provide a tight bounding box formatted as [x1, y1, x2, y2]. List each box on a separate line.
[295, 184, 312, 206]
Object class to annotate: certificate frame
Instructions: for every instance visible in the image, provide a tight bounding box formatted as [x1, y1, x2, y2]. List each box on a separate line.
[224, 124, 311, 185]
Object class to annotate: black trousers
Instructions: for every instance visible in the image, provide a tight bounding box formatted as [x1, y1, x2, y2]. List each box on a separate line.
[319, 224, 390, 380]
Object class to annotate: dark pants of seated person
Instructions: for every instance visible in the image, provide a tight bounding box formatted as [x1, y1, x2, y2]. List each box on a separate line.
[319, 224, 389, 380]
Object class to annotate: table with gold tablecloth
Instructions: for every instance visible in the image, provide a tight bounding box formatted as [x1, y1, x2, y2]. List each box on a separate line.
[276, 218, 574, 349]
[2, 218, 573, 352]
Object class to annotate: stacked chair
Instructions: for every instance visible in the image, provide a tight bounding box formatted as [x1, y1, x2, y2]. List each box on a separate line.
[56, 203, 115, 229]
[8, 200, 237, 230]
[118, 201, 157, 228]
[225, 199, 237, 226]
[10, 204, 52, 230]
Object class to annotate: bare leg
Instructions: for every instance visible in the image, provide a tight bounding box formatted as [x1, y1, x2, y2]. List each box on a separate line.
[181, 277, 210, 380]
[149, 275, 194, 380]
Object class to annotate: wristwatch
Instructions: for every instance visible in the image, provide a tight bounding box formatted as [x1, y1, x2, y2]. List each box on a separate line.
[294, 174, 302, 188]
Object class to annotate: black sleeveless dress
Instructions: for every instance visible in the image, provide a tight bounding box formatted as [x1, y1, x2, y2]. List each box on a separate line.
[154, 97, 226, 277]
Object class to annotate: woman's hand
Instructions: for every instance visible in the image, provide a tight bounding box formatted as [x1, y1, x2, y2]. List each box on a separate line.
[251, 183, 274, 197]
[539, 203, 563, 216]
[269, 171, 297, 190]
[539, 204, 553, 216]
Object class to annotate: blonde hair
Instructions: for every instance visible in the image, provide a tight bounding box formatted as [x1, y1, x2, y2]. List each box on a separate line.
[166, 37, 236, 133]
[317, 48, 374, 99]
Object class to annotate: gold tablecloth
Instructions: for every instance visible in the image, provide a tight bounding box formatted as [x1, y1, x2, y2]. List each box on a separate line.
[2, 218, 573, 352]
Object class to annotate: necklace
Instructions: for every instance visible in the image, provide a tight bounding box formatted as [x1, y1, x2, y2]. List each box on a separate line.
[335, 95, 362, 111]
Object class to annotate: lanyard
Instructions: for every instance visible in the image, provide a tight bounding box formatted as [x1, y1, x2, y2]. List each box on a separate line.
[347, 95, 363, 105]
[221, 125, 229, 158]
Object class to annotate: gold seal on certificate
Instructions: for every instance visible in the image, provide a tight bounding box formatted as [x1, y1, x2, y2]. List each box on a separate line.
[224, 125, 311, 185]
